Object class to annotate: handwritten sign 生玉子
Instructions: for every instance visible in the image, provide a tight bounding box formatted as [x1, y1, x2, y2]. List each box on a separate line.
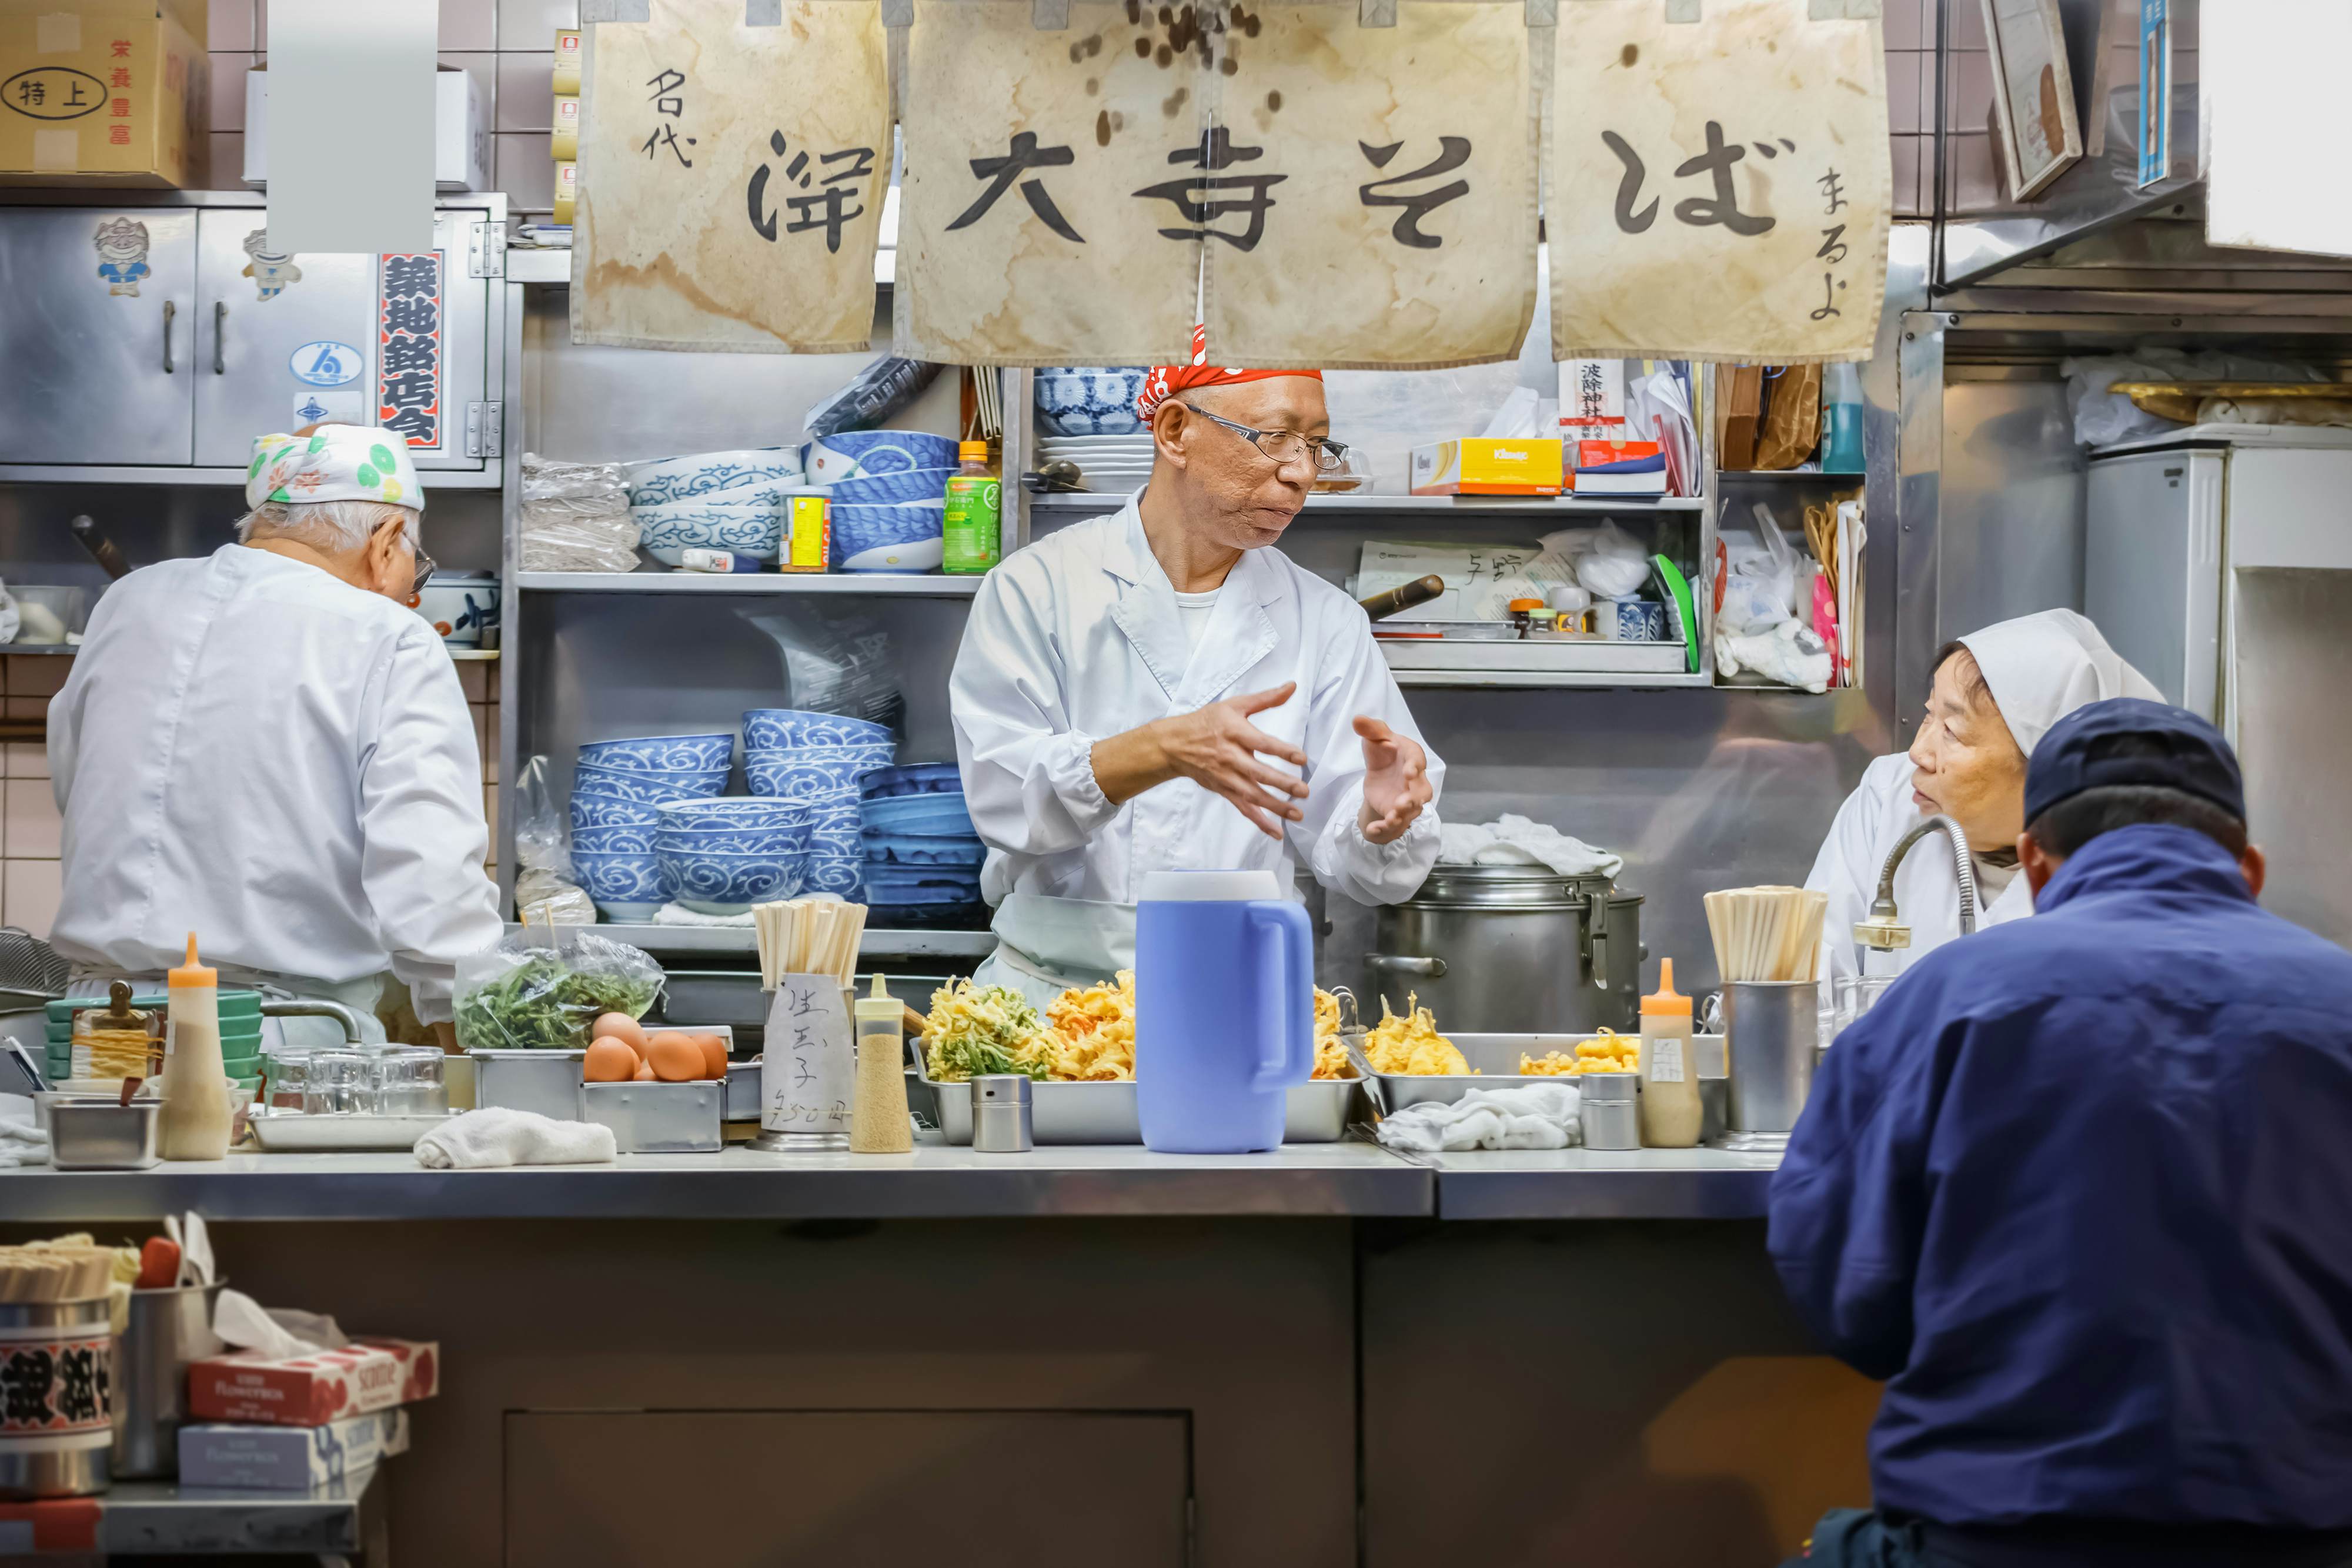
[1205, 2, 1538, 370]
[896, 0, 1205, 367]
[572, 0, 888, 354]
[761, 974, 853, 1139]
[1548, 0, 1889, 363]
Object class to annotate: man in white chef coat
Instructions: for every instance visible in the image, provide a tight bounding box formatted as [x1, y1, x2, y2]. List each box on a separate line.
[48, 425, 502, 1048]
[951, 332, 1442, 1001]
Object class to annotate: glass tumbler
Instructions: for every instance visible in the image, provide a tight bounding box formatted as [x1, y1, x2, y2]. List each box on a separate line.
[301, 1050, 373, 1116]
[370, 1046, 447, 1116]
[1835, 974, 1897, 1037]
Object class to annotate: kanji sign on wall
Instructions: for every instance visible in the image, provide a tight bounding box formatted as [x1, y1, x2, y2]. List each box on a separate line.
[1549, 0, 1889, 363]
[376, 252, 443, 450]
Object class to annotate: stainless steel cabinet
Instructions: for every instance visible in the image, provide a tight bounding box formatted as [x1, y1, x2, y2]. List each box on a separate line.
[0, 208, 197, 465]
[193, 206, 494, 473]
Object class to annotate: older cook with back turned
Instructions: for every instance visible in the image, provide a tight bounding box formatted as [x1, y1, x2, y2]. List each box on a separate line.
[48, 425, 502, 1048]
[951, 333, 1442, 1002]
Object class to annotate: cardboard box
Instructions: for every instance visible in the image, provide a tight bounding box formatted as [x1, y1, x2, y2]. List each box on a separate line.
[1569, 439, 1668, 494]
[188, 1337, 438, 1427]
[550, 93, 578, 161]
[0, 0, 207, 186]
[178, 1409, 409, 1491]
[243, 65, 488, 191]
[551, 159, 575, 223]
[1408, 439, 1564, 497]
[552, 28, 582, 95]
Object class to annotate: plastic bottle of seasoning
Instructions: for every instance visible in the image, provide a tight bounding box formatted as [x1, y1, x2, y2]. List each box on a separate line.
[1637, 958, 1701, 1148]
[942, 441, 1002, 575]
[157, 933, 232, 1161]
[1507, 597, 1544, 637]
[850, 973, 913, 1154]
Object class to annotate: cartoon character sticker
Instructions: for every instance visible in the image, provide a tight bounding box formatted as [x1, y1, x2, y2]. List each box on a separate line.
[242, 228, 302, 300]
[92, 216, 150, 296]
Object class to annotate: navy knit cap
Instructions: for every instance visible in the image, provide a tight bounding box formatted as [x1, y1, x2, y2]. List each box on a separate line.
[2023, 697, 2246, 827]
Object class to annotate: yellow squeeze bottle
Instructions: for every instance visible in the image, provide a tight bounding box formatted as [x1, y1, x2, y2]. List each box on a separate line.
[851, 973, 913, 1154]
[1637, 959, 1702, 1149]
[158, 933, 232, 1161]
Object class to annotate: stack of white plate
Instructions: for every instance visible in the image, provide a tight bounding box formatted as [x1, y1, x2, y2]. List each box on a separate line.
[1037, 433, 1153, 493]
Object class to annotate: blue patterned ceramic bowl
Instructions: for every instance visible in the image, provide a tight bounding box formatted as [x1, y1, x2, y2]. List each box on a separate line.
[579, 732, 734, 773]
[837, 536, 946, 574]
[654, 821, 813, 857]
[624, 447, 804, 506]
[863, 830, 986, 867]
[573, 760, 729, 805]
[741, 708, 892, 750]
[656, 842, 809, 914]
[809, 817, 865, 852]
[1035, 368, 1149, 436]
[861, 793, 975, 836]
[570, 794, 666, 830]
[860, 762, 964, 799]
[573, 825, 660, 855]
[825, 467, 954, 506]
[861, 867, 983, 904]
[633, 500, 784, 567]
[571, 849, 670, 904]
[801, 852, 866, 898]
[654, 797, 811, 833]
[830, 502, 946, 557]
[747, 754, 890, 800]
[803, 430, 960, 485]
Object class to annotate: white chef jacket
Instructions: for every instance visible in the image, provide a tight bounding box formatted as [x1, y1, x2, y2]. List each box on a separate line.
[48, 545, 502, 1024]
[951, 497, 1444, 918]
[1804, 751, 2033, 998]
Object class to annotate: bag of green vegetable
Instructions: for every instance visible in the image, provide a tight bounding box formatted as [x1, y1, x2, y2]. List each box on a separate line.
[453, 928, 665, 1052]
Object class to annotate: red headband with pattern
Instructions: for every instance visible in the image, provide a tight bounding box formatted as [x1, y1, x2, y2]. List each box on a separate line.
[1134, 325, 1324, 422]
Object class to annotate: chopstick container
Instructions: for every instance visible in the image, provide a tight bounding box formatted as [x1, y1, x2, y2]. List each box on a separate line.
[1723, 981, 1818, 1141]
[970, 1075, 1034, 1154]
[46, 1095, 161, 1170]
[112, 1279, 225, 1479]
[581, 1080, 723, 1154]
[1579, 1071, 1641, 1151]
[0, 1297, 113, 1499]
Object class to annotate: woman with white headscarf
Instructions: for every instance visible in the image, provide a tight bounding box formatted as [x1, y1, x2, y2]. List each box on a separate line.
[1806, 609, 2160, 996]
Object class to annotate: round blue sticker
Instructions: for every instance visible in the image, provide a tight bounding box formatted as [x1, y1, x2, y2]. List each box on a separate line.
[289, 340, 362, 387]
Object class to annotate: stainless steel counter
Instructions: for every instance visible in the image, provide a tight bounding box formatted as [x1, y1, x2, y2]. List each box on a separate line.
[0, 1138, 1784, 1222]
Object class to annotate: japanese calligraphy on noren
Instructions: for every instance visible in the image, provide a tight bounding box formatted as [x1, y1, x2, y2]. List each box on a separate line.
[573, 1, 888, 353]
[375, 252, 442, 450]
[1550, 0, 1889, 362]
[1204, 3, 1536, 369]
[898, 0, 1201, 366]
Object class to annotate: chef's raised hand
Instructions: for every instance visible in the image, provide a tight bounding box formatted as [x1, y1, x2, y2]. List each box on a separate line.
[1355, 717, 1431, 845]
[1089, 683, 1311, 841]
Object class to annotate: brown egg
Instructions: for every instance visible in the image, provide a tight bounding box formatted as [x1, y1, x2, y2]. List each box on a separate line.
[693, 1033, 730, 1079]
[633, 1059, 656, 1081]
[647, 1032, 703, 1082]
[595, 1013, 650, 1058]
[583, 1038, 637, 1083]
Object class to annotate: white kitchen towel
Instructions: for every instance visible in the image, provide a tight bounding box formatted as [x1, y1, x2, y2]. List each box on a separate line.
[1438, 815, 1623, 878]
[1376, 1082, 1583, 1153]
[413, 1108, 616, 1169]
[651, 901, 754, 927]
[0, 1093, 48, 1167]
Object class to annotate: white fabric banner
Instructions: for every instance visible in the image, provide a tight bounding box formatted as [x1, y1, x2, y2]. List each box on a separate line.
[896, 0, 1204, 367]
[572, 0, 888, 354]
[1205, 2, 1538, 370]
[1549, 0, 1889, 363]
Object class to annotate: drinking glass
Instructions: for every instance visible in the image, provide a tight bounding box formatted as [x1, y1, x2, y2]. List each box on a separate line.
[301, 1051, 372, 1116]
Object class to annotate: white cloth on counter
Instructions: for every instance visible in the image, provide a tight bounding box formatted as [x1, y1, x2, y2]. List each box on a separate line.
[951, 494, 1444, 910]
[1804, 610, 2161, 998]
[1376, 1082, 1583, 1153]
[48, 546, 503, 1026]
[1438, 815, 1622, 878]
[650, 901, 756, 927]
[0, 1093, 48, 1168]
[413, 1107, 617, 1169]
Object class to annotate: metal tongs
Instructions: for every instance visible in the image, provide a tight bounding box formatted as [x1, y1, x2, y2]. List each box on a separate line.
[1326, 985, 1387, 1120]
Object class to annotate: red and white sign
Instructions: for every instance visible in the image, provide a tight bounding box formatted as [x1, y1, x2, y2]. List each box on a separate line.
[375, 250, 443, 450]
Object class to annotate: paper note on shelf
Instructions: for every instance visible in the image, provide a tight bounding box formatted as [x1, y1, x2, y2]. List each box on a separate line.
[761, 974, 853, 1138]
[1357, 540, 1573, 622]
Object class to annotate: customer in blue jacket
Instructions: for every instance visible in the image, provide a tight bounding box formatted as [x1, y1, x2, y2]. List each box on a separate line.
[1769, 698, 2352, 1568]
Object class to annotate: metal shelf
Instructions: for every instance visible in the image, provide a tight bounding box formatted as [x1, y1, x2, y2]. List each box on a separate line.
[528, 922, 994, 959]
[514, 571, 984, 597]
[1395, 669, 1713, 690]
[1718, 470, 1865, 483]
[1026, 492, 1706, 516]
[505, 247, 571, 283]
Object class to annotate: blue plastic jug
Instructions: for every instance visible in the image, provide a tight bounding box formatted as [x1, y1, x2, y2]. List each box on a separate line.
[1134, 870, 1315, 1154]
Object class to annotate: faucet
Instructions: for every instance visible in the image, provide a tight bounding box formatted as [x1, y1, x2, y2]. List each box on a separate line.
[1854, 814, 1980, 951]
[258, 998, 367, 1045]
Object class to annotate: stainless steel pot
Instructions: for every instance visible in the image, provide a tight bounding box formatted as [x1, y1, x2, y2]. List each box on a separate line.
[1367, 865, 1643, 1034]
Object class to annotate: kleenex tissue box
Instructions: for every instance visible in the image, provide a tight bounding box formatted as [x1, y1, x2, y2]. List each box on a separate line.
[179, 1409, 410, 1490]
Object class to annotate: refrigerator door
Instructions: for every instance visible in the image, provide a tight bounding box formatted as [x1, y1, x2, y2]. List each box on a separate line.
[0, 209, 196, 466]
[2231, 569, 2352, 949]
[2084, 449, 2225, 717]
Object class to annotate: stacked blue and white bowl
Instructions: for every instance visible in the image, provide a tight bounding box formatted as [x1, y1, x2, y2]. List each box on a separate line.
[624, 447, 804, 567]
[860, 763, 985, 927]
[653, 797, 813, 916]
[801, 430, 959, 573]
[569, 733, 733, 918]
[741, 708, 896, 900]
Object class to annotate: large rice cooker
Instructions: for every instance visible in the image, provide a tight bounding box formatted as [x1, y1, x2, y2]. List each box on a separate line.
[1366, 864, 1644, 1034]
